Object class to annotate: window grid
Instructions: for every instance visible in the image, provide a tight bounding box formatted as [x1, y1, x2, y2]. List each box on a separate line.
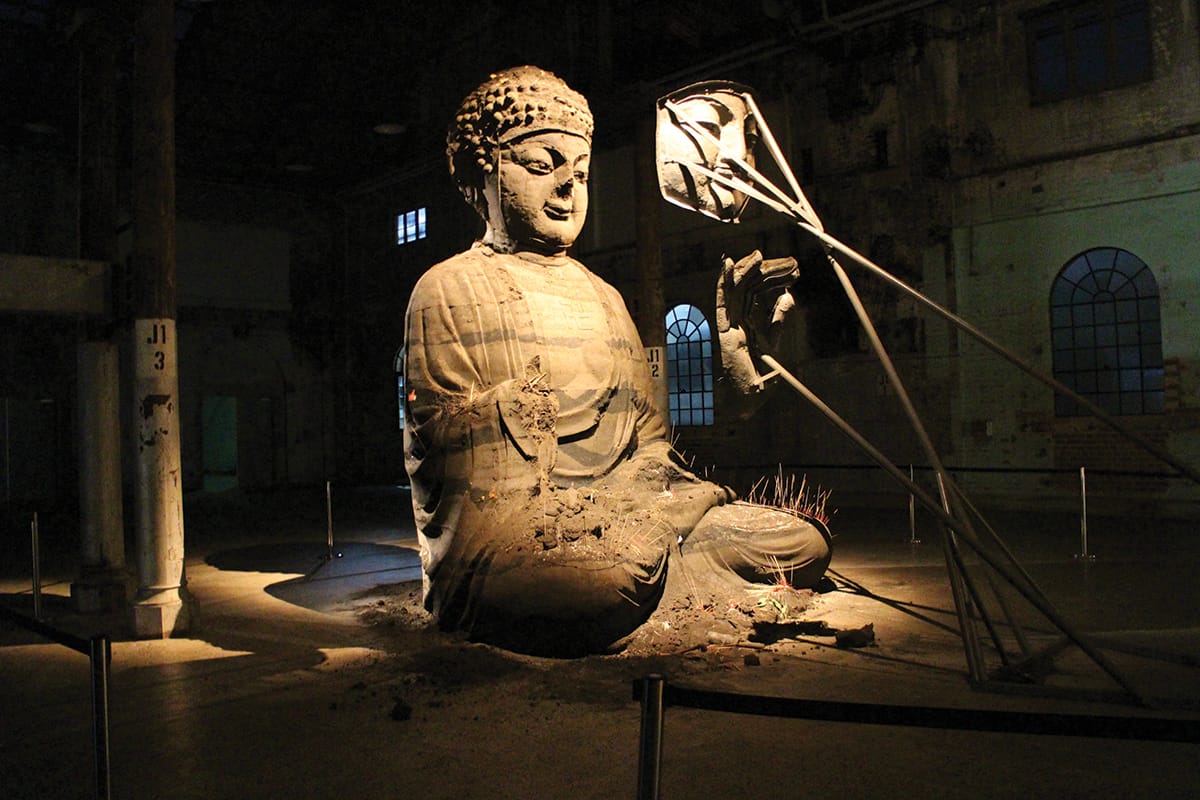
[665, 304, 714, 427]
[1050, 247, 1164, 416]
[397, 207, 427, 245]
[1027, 0, 1151, 103]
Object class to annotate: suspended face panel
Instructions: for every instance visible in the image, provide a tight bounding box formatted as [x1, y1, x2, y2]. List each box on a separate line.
[656, 81, 758, 222]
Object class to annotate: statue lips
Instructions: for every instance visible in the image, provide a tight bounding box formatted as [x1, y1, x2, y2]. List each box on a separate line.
[543, 203, 573, 221]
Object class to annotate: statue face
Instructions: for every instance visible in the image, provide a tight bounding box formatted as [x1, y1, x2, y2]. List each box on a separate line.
[657, 90, 756, 221]
[485, 131, 590, 254]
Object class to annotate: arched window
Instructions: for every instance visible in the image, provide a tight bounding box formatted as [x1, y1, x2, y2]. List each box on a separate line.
[665, 304, 714, 426]
[1050, 248, 1164, 416]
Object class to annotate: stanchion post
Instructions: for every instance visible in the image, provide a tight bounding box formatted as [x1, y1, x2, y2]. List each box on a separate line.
[31, 512, 42, 620]
[637, 674, 665, 800]
[1075, 466, 1095, 562]
[90, 634, 111, 800]
[908, 465, 920, 545]
[325, 480, 334, 560]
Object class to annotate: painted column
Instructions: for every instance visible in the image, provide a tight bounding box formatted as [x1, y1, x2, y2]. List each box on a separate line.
[130, 0, 188, 637]
[72, 7, 129, 614]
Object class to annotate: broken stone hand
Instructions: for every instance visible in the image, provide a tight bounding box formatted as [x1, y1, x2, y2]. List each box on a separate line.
[496, 366, 559, 466]
[715, 250, 799, 394]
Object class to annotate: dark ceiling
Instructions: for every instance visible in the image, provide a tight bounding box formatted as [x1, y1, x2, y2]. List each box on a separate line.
[0, 0, 925, 196]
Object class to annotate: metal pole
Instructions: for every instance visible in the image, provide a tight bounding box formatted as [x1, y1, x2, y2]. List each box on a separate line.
[4, 397, 10, 504]
[325, 480, 334, 560]
[1076, 467, 1094, 561]
[637, 675, 665, 800]
[797, 222, 1200, 487]
[758, 354, 1145, 702]
[90, 635, 112, 800]
[908, 465, 919, 544]
[31, 512, 42, 620]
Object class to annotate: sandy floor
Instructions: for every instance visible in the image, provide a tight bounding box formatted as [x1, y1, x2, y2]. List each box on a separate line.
[2, 486, 1199, 799]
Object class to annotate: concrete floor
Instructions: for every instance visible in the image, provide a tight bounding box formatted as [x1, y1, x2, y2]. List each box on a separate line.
[2, 486, 1198, 799]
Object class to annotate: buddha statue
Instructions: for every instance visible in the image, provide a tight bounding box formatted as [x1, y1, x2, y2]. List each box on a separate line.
[403, 66, 831, 654]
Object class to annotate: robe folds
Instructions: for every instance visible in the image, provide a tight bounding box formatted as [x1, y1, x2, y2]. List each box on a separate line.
[403, 243, 830, 652]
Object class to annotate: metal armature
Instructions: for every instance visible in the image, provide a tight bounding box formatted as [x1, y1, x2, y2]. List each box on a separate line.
[656, 82, 1199, 703]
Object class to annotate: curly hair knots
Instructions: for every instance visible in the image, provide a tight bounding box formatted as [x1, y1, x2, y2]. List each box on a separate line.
[446, 66, 593, 199]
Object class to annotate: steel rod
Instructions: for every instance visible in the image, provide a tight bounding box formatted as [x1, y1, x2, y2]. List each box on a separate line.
[325, 480, 334, 560]
[934, 474, 993, 679]
[908, 465, 919, 544]
[31, 512, 42, 620]
[759, 354, 1145, 702]
[636, 674, 665, 800]
[797, 221, 1200, 486]
[692, 144, 1198, 485]
[90, 635, 112, 800]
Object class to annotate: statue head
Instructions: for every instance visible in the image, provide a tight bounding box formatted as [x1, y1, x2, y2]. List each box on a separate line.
[656, 81, 758, 222]
[447, 66, 594, 255]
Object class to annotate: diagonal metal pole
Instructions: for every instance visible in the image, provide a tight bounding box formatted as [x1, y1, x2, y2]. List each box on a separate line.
[822, 249, 999, 679]
[797, 222, 1200, 487]
[670, 102, 1198, 486]
[759, 354, 1145, 703]
[659, 97, 1154, 700]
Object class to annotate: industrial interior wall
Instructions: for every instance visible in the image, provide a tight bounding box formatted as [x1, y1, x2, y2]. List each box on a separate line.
[942, 0, 1200, 514]
[168, 206, 335, 493]
[951, 145, 1200, 514]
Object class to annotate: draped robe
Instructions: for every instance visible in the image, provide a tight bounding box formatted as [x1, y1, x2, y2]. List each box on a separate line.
[403, 244, 730, 646]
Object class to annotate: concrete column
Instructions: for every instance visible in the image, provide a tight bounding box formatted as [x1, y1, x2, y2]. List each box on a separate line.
[635, 115, 670, 417]
[130, 0, 188, 637]
[72, 7, 130, 614]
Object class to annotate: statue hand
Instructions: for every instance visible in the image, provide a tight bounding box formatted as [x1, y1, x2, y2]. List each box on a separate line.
[715, 250, 799, 394]
[496, 358, 558, 466]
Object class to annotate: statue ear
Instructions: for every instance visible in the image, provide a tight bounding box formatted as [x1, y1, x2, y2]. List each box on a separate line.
[459, 184, 487, 219]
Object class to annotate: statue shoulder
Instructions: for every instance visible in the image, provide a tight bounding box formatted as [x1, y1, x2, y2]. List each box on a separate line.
[413, 248, 490, 294]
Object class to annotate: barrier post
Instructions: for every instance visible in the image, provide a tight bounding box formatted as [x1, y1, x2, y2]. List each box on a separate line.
[636, 675, 665, 800]
[1075, 466, 1095, 562]
[326, 480, 334, 560]
[31, 512, 42, 620]
[90, 634, 112, 800]
[908, 465, 920, 545]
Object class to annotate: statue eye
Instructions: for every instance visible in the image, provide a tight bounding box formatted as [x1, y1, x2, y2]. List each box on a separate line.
[573, 170, 589, 184]
[524, 159, 554, 175]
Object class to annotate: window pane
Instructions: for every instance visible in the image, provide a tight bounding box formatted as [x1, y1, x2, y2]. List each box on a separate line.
[665, 304, 714, 426]
[1073, 15, 1108, 88]
[1034, 27, 1069, 95]
[1113, 3, 1151, 81]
